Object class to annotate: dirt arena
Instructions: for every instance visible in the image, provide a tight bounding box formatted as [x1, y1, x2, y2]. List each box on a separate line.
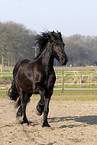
[1, 97, 97, 145]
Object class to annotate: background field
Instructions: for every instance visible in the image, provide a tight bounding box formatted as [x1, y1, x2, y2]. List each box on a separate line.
[0, 66, 97, 145]
[0, 66, 97, 100]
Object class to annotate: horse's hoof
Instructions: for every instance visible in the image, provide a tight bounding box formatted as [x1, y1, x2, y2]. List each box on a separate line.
[36, 108, 42, 116]
[16, 112, 22, 118]
[21, 122, 29, 125]
[36, 110, 42, 116]
[42, 122, 51, 127]
[21, 120, 29, 125]
[36, 105, 42, 116]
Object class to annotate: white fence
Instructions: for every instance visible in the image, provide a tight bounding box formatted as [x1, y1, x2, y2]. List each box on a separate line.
[0, 71, 97, 91]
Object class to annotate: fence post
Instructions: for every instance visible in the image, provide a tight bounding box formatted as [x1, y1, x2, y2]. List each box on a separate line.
[2, 55, 4, 66]
[62, 70, 64, 93]
[0, 65, 3, 72]
[80, 74, 82, 87]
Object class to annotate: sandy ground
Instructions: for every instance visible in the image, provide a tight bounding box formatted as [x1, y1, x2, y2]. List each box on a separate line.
[1, 97, 97, 145]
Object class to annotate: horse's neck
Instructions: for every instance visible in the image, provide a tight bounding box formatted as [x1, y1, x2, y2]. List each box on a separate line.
[39, 44, 54, 69]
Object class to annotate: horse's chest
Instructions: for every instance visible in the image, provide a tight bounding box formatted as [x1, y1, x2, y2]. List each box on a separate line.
[45, 72, 55, 87]
[44, 73, 49, 84]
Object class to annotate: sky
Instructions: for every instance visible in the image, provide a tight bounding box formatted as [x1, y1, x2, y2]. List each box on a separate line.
[0, 0, 97, 36]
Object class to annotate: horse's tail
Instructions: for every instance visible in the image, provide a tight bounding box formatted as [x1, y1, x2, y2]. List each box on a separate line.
[8, 79, 19, 101]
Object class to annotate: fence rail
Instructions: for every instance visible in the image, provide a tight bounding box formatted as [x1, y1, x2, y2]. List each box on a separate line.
[0, 71, 97, 91]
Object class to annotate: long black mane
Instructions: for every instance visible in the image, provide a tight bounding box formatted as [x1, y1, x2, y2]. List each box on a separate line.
[35, 31, 63, 59]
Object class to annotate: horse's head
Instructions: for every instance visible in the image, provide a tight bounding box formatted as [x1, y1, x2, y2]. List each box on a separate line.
[35, 31, 68, 65]
[50, 31, 68, 65]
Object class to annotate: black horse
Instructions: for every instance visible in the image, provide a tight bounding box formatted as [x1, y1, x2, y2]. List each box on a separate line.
[8, 31, 68, 127]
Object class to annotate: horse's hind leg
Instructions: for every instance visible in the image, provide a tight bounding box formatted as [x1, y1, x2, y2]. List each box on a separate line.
[16, 106, 22, 118]
[20, 90, 31, 124]
[15, 97, 22, 118]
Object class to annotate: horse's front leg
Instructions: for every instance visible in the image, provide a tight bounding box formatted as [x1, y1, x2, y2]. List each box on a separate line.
[36, 85, 45, 115]
[42, 97, 51, 127]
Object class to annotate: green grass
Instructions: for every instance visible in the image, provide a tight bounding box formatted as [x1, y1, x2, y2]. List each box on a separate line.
[0, 66, 97, 100]
[0, 73, 12, 75]
[53, 90, 97, 96]
[55, 84, 97, 88]
[1, 66, 97, 88]
[0, 91, 8, 98]
[0, 90, 97, 101]
[52, 96, 97, 101]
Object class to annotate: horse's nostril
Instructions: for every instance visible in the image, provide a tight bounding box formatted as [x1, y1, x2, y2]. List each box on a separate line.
[60, 57, 68, 65]
[61, 58, 65, 63]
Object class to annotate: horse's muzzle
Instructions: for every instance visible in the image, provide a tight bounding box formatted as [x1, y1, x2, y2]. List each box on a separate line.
[60, 57, 68, 65]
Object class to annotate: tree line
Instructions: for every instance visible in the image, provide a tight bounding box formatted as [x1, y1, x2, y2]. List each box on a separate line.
[0, 22, 97, 66]
[64, 35, 97, 66]
[0, 22, 36, 66]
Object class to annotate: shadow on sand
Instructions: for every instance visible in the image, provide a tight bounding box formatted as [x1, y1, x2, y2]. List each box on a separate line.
[17, 115, 97, 128]
[48, 115, 97, 128]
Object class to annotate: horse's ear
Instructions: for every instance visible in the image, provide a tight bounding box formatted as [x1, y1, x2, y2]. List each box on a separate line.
[51, 31, 55, 37]
[49, 32, 54, 42]
[58, 31, 61, 37]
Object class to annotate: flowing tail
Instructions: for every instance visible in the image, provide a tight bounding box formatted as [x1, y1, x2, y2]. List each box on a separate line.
[8, 79, 19, 101]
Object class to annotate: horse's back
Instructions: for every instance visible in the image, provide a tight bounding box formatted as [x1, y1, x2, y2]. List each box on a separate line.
[13, 58, 32, 78]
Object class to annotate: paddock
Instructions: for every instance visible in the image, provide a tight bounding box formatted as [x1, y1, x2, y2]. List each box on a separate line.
[1, 66, 97, 144]
[1, 97, 97, 145]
